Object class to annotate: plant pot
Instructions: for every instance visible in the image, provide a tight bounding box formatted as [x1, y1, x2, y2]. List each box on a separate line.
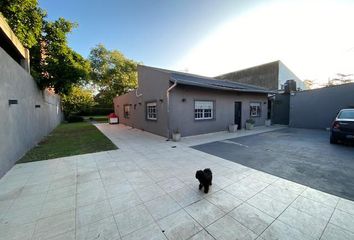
[245, 123, 254, 130]
[265, 119, 271, 127]
[172, 133, 181, 142]
[228, 124, 238, 133]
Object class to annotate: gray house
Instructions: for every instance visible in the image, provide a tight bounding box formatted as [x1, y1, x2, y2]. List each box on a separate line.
[217, 60, 305, 91]
[114, 65, 272, 138]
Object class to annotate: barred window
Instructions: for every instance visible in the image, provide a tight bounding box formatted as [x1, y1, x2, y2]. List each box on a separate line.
[194, 101, 213, 120]
[146, 102, 157, 120]
[250, 102, 261, 117]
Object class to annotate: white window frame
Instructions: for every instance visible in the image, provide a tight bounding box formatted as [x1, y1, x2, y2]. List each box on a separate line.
[123, 105, 130, 119]
[250, 102, 261, 117]
[194, 101, 214, 120]
[146, 102, 157, 120]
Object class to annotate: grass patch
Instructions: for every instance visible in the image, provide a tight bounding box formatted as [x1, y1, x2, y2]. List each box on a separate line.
[18, 122, 117, 163]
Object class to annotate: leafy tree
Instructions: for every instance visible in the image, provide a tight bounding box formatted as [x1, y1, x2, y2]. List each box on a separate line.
[61, 86, 96, 117]
[327, 73, 354, 86]
[89, 44, 138, 106]
[0, 0, 90, 94]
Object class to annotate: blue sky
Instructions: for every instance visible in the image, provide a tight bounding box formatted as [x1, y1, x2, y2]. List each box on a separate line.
[39, 0, 354, 83]
[39, 0, 260, 68]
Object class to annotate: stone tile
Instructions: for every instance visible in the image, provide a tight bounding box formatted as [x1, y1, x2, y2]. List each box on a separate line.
[104, 181, 134, 198]
[114, 204, 154, 236]
[261, 185, 299, 205]
[1, 204, 42, 224]
[301, 188, 339, 208]
[76, 216, 120, 240]
[157, 177, 186, 193]
[261, 220, 315, 240]
[77, 187, 107, 207]
[122, 223, 167, 240]
[290, 196, 334, 221]
[337, 198, 354, 215]
[134, 184, 166, 202]
[206, 215, 257, 240]
[19, 182, 50, 197]
[330, 208, 354, 233]
[77, 180, 105, 194]
[157, 209, 202, 240]
[10, 192, 47, 210]
[77, 170, 101, 184]
[247, 193, 288, 218]
[185, 199, 225, 227]
[321, 223, 354, 240]
[144, 194, 181, 220]
[40, 195, 76, 218]
[48, 231, 75, 240]
[169, 187, 204, 207]
[109, 191, 143, 214]
[272, 178, 306, 194]
[278, 207, 328, 239]
[46, 185, 76, 201]
[250, 171, 279, 184]
[76, 199, 113, 228]
[229, 203, 274, 235]
[224, 182, 262, 201]
[0, 222, 36, 240]
[33, 210, 75, 240]
[205, 190, 242, 213]
[211, 175, 234, 188]
[189, 230, 215, 240]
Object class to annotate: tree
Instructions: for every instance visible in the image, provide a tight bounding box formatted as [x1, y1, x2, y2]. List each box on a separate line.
[61, 86, 96, 117]
[0, 0, 90, 94]
[327, 73, 354, 86]
[89, 44, 138, 106]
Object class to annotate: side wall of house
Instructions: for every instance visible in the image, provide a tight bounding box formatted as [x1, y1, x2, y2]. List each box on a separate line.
[289, 83, 354, 129]
[113, 66, 171, 137]
[0, 47, 63, 178]
[169, 85, 268, 137]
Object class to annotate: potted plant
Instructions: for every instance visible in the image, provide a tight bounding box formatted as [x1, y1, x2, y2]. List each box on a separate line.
[245, 118, 255, 130]
[265, 119, 271, 127]
[172, 128, 181, 142]
[228, 124, 238, 133]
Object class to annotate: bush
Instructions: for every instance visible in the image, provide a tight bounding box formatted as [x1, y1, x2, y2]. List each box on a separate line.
[80, 107, 114, 116]
[246, 118, 255, 124]
[67, 115, 84, 123]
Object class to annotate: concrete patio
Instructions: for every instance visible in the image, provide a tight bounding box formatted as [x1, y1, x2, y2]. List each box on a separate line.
[0, 124, 353, 240]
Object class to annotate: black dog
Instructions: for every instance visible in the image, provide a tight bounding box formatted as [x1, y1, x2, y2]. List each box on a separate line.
[195, 168, 212, 193]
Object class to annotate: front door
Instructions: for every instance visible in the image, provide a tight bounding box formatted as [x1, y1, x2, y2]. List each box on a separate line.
[234, 102, 242, 129]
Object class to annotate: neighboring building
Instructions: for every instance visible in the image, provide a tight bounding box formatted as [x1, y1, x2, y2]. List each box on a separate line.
[0, 14, 62, 178]
[217, 60, 305, 91]
[114, 65, 273, 138]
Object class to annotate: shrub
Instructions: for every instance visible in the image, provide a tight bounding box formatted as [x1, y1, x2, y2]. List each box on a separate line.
[67, 115, 84, 123]
[246, 118, 255, 124]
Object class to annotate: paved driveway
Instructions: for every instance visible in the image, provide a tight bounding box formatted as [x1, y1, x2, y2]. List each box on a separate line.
[193, 128, 354, 201]
[0, 124, 353, 240]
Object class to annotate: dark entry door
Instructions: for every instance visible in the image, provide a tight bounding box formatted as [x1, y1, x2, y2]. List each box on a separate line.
[234, 102, 242, 129]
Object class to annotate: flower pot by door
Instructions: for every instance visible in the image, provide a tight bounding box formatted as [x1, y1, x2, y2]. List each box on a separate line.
[265, 119, 271, 127]
[172, 133, 181, 142]
[228, 124, 238, 133]
[245, 123, 254, 130]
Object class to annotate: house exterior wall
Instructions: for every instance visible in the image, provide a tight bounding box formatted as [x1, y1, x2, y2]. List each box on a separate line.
[169, 85, 268, 137]
[113, 65, 171, 137]
[0, 47, 62, 178]
[289, 83, 354, 129]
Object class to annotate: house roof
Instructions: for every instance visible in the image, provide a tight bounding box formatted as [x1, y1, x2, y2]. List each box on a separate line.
[138, 65, 274, 94]
[170, 73, 274, 94]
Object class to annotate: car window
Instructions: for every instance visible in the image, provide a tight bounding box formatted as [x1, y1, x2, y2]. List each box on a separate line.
[338, 110, 354, 119]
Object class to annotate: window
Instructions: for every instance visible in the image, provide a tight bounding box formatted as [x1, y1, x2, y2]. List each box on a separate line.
[195, 101, 213, 120]
[250, 102, 261, 117]
[124, 105, 130, 118]
[146, 102, 157, 120]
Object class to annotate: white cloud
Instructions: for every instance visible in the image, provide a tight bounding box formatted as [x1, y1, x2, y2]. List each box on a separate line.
[174, 0, 354, 83]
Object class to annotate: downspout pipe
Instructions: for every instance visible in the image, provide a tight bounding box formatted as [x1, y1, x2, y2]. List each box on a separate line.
[166, 80, 178, 139]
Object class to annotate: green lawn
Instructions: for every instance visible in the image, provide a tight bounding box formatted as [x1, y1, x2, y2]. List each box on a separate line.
[18, 122, 117, 163]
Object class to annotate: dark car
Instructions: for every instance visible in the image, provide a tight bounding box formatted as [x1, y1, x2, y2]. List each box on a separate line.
[330, 109, 354, 144]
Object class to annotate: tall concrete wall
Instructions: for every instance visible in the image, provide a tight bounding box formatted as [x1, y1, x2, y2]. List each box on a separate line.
[289, 83, 354, 129]
[271, 94, 290, 125]
[170, 85, 268, 137]
[0, 47, 62, 178]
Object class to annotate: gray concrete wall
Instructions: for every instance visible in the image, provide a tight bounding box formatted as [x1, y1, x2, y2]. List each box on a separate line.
[113, 65, 171, 137]
[289, 83, 354, 129]
[170, 85, 268, 137]
[271, 94, 290, 125]
[0, 47, 62, 178]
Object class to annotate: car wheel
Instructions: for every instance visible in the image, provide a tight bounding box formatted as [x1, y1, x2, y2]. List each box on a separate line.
[330, 135, 337, 144]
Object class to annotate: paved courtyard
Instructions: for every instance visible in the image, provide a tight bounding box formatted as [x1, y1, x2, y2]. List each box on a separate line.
[0, 124, 353, 240]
